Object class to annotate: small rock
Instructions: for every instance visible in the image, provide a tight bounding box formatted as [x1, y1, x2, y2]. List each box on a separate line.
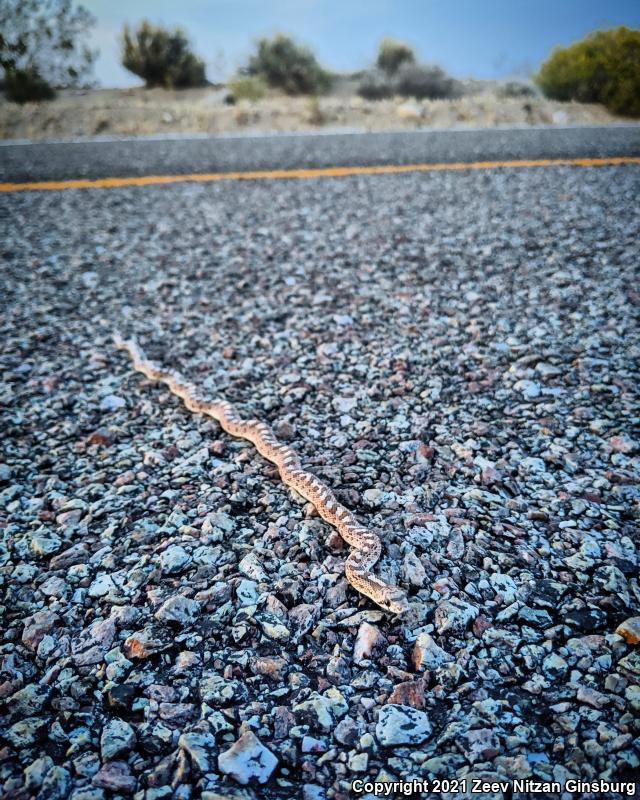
[252, 656, 287, 680]
[302, 785, 326, 800]
[236, 579, 259, 606]
[434, 597, 478, 634]
[616, 616, 640, 645]
[24, 756, 54, 790]
[5, 717, 47, 747]
[218, 731, 278, 785]
[30, 530, 62, 556]
[363, 488, 383, 507]
[179, 730, 216, 773]
[258, 614, 290, 641]
[288, 603, 319, 637]
[514, 379, 540, 400]
[22, 610, 58, 650]
[38, 766, 71, 800]
[92, 761, 136, 793]
[348, 751, 369, 772]
[375, 704, 432, 746]
[87, 573, 118, 599]
[155, 595, 200, 626]
[334, 718, 359, 746]
[402, 551, 426, 587]
[108, 684, 136, 711]
[101, 719, 136, 760]
[608, 434, 637, 454]
[413, 632, 454, 671]
[123, 624, 172, 659]
[489, 573, 518, 604]
[87, 428, 112, 446]
[9, 683, 50, 716]
[294, 693, 334, 731]
[576, 685, 609, 709]
[625, 685, 640, 711]
[72, 616, 117, 666]
[353, 622, 385, 664]
[160, 545, 191, 574]
[200, 673, 247, 707]
[388, 679, 426, 709]
[238, 552, 267, 580]
[542, 653, 568, 680]
[100, 394, 126, 412]
[301, 735, 326, 753]
[460, 728, 501, 763]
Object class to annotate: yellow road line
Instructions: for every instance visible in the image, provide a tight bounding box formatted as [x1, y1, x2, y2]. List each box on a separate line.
[1, 156, 639, 193]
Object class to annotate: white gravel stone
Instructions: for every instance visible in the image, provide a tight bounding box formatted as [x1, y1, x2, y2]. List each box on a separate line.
[100, 719, 136, 761]
[375, 704, 432, 746]
[154, 595, 200, 626]
[218, 731, 278, 785]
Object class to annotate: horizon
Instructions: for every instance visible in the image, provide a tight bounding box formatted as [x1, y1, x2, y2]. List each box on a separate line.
[84, 0, 640, 88]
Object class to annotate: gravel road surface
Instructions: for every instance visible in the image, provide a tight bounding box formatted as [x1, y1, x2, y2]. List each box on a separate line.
[1, 123, 639, 182]
[1, 141, 639, 799]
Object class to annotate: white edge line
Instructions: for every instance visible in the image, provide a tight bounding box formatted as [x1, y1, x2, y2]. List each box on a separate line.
[1, 122, 639, 147]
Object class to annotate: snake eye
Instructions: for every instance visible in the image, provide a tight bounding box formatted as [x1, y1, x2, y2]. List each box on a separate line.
[383, 589, 409, 615]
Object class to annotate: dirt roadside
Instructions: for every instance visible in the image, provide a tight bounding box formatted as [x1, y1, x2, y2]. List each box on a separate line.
[0, 86, 622, 141]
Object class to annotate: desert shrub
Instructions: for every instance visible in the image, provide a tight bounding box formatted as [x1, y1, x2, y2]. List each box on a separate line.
[4, 65, 56, 102]
[245, 34, 330, 95]
[306, 96, 327, 125]
[394, 63, 461, 99]
[376, 37, 416, 75]
[121, 21, 207, 89]
[358, 63, 460, 100]
[535, 26, 640, 117]
[226, 74, 266, 103]
[495, 80, 536, 99]
[357, 69, 394, 100]
[1, 0, 95, 102]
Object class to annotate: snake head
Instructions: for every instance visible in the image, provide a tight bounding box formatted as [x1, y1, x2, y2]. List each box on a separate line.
[378, 587, 410, 615]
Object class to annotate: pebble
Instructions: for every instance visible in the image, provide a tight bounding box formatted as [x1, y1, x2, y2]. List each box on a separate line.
[413, 632, 454, 671]
[100, 719, 136, 761]
[92, 761, 137, 793]
[353, 622, 385, 664]
[375, 704, 432, 746]
[154, 595, 201, 626]
[615, 616, 640, 645]
[160, 545, 191, 574]
[434, 597, 479, 634]
[99, 394, 126, 411]
[218, 731, 278, 785]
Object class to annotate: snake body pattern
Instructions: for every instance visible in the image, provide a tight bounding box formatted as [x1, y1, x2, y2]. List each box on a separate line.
[115, 335, 409, 614]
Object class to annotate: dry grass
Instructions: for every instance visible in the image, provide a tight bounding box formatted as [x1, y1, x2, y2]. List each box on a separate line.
[0, 85, 621, 141]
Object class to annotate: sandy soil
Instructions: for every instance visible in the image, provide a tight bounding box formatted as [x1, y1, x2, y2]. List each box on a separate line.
[0, 86, 622, 141]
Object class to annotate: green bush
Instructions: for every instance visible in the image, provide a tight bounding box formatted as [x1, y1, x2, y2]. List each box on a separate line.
[245, 34, 330, 95]
[4, 66, 55, 103]
[121, 21, 207, 89]
[226, 74, 267, 103]
[376, 38, 416, 75]
[535, 26, 640, 117]
[358, 63, 461, 101]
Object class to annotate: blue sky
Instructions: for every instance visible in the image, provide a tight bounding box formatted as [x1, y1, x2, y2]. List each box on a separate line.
[84, 0, 640, 87]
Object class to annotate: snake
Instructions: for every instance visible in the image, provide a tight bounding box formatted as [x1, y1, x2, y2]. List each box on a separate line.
[114, 334, 409, 614]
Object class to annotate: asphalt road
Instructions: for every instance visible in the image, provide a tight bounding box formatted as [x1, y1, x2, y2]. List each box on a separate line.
[2, 106, 640, 797]
[2, 123, 640, 182]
